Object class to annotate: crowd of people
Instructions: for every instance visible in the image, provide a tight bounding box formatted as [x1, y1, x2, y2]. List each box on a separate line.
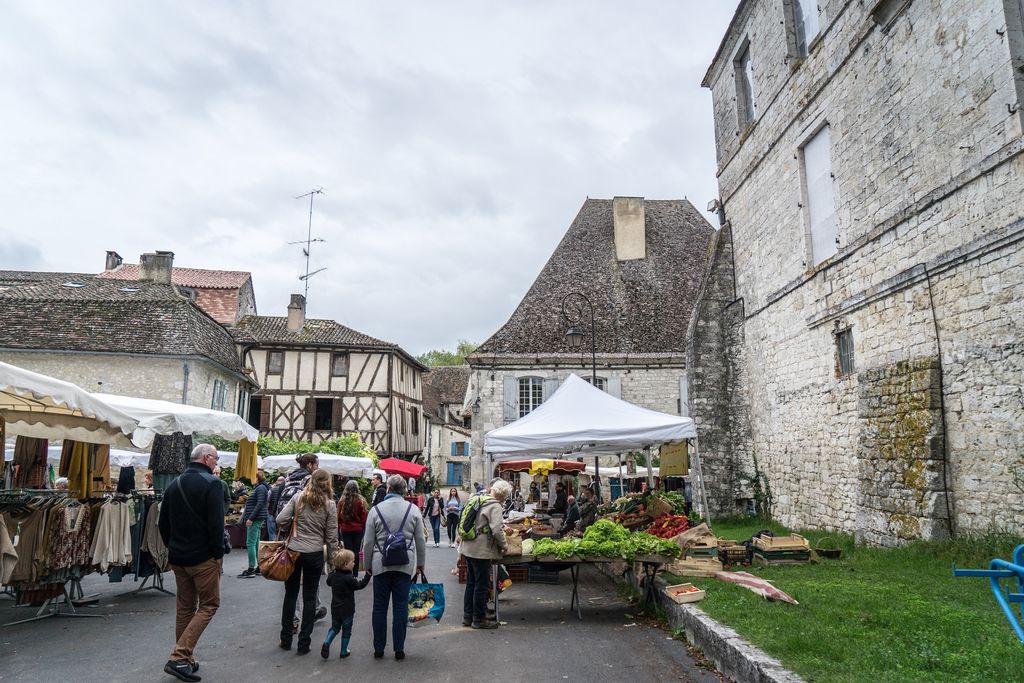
[157, 448, 584, 682]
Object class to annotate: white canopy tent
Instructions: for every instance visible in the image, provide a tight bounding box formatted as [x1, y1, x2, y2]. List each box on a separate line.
[261, 452, 375, 478]
[216, 450, 264, 469]
[94, 393, 258, 442]
[0, 361, 152, 449]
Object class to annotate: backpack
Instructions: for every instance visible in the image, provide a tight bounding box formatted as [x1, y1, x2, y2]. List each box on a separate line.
[276, 472, 309, 516]
[375, 503, 414, 566]
[458, 494, 497, 541]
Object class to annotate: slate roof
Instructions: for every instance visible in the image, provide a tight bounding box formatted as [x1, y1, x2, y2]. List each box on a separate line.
[231, 316, 428, 371]
[0, 271, 247, 374]
[97, 264, 251, 289]
[421, 366, 470, 421]
[471, 198, 714, 359]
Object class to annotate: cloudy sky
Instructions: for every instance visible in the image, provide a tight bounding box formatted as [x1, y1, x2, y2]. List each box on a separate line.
[0, 1, 738, 356]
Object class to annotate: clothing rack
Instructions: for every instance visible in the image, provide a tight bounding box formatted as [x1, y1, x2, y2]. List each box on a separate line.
[3, 583, 102, 627]
[118, 490, 173, 597]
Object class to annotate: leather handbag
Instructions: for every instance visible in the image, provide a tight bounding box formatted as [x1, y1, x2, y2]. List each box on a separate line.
[259, 500, 301, 581]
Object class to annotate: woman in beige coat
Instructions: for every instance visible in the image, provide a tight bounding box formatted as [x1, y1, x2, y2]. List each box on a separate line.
[458, 479, 509, 629]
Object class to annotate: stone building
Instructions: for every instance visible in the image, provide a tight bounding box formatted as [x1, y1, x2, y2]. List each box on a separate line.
[693, 0, 1024, 543]
[468, 197, 714, 484]
[231, 294, 427, 456]
[97, 250, 257, 325]
[421, 366, 472, 488]
[0, 266, 254, 410]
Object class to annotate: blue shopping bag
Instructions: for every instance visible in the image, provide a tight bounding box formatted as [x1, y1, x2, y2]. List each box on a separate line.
[408, 570, 445, 627]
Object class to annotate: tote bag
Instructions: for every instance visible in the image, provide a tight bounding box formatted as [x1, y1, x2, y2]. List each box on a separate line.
[407, 570, 445, 627]
[259, 501, 300, 581]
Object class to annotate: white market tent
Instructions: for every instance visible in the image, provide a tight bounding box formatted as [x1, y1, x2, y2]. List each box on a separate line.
[94, 393, 258, 442]
[0, 361, 152, 449]
[485, 374, 696, 458]
[261, 452, 375, 478]
[216, 450, 264, 469]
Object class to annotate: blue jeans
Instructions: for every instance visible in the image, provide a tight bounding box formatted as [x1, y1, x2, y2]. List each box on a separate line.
[429, 515, 441, 544]
[464, 557, 491, 621]
[371, 571, 411, 654]
[266, 515, 277, 541]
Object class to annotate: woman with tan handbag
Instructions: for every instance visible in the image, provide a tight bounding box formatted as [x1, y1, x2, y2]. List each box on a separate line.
[275, 469, 339, 654]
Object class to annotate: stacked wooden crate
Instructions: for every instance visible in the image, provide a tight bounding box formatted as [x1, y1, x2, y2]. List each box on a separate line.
[752, 534, 811, 565]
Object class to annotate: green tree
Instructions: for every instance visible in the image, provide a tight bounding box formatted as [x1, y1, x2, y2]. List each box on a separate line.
[416, 339, 477, 367]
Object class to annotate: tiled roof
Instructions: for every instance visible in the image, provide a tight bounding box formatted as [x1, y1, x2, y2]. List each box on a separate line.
[194, 289, 242, 326]
[0, 272, 246, 374]
[472, 198, 715, 358]
[421, 366, 470, 421]
[97, 264, 251, 289]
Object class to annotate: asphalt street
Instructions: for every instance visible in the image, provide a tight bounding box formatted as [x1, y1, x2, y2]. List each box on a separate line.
[0, 537, 721, 683]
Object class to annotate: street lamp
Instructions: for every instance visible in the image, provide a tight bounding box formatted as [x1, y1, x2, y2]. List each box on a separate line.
[561, 291, 600, 501]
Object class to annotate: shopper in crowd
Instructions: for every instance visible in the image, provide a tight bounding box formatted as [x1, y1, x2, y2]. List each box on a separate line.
[266, 475, 285, 539]
[276, 454, 318, 516]
[423, 489, 444, 548]
[528, 481, 539, 503]
[369, 473, 387, 508]
[321, 549, 371, 659]
[459, 478, 509, 629]
[337, 480, 368, 572]
[276, 468, 339, 655]
[362, 474, 425, 660]
[445, 488, 462, 547]
[211, 466, 231, 506]
[552, 481, 568, 516]
[158, 444, 225, 682]
[559, 495, 580, 535]
[238, 470, 269, 578]
[577, 486, 599, 533]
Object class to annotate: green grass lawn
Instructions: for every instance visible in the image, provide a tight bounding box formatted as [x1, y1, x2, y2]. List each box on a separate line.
[663, 518, 1024, 682]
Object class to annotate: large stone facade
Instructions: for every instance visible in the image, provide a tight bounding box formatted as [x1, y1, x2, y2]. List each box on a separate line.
[696, 0, 1024, 541]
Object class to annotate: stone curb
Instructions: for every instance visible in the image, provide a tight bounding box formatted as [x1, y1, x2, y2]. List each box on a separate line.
[596, 564, 805, 683]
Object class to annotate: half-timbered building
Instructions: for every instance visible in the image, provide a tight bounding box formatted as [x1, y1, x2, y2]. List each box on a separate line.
[231, 294, 426, 457]
[421, 366, 472, 488]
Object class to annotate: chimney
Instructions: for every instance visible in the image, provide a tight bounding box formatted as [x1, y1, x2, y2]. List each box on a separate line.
[287, 294, 306, 332]
[139, 251, 175, 284]
[104, 250, 123, 271]
[612, 196, 646, 261]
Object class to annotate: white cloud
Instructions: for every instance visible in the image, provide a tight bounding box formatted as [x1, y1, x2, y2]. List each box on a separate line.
[0, 0, 738, 355]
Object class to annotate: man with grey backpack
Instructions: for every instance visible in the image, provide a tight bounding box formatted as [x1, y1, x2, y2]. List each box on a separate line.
[361, 474, 426, 660]
[457, 479, 510, 629]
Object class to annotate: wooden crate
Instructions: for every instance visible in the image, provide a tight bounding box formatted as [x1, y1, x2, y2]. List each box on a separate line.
[507, 566, 529, 583]
[664, 583, 706, 604]
[664, 557, 723, 578]
[752, 533, 809, 551]
[719, 546, 751, 565]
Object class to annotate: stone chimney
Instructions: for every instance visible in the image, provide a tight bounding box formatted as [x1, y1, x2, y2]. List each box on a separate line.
[287, 294, 306, 332]
[139, 251, 174, 284]
[104, 250, 123, 271]
[612, 196, 646, 261]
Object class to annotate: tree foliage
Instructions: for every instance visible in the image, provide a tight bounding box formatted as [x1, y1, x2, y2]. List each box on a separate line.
[416, 339, 477, 367]
[198, 433, 379, 465]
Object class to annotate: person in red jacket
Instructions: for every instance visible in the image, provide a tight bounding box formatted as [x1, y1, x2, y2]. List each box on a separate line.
[336, 480, 368, 575]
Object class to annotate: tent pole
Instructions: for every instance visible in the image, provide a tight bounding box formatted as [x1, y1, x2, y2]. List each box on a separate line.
[617, 454, 622, 499]
[593, 455, 600, 503]
[645, 446, 654, 491]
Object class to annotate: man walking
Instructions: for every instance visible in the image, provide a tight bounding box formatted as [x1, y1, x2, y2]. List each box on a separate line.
[158, 444, 226, 682]
[369, 472, 387, 508]
[458, 479, 509, 629]
[362, 475, 425, 660]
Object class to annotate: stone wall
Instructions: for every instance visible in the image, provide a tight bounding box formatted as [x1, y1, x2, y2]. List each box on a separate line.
[700, 0, 1024, 540]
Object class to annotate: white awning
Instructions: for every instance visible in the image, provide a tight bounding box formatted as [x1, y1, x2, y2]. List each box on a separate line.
[261, 452, 375, 478]
[94, 393, 259, 442]
[0, 362, 152, 448]
[485, 374, 696, 459]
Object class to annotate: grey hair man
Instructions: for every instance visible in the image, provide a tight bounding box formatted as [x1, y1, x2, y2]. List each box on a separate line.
[362, 473, 426, 660]
[158, 443, 225, 682]
[459, 478, 510, 629]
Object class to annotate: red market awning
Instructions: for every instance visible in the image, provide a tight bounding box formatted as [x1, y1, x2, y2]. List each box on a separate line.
[497, 459, 586, 476]
[379, 457, 427, 478]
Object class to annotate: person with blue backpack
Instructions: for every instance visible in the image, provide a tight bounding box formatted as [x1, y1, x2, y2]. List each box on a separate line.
[361, 474, 426, 660]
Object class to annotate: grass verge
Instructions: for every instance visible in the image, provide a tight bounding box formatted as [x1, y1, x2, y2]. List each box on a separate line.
[663, 518, 1023, 682]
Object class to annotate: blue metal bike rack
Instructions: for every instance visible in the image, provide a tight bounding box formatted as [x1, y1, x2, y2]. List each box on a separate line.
[952, 543, 1024, 643]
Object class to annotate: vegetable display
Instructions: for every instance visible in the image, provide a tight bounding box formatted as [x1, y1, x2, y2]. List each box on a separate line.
[647, 514, 690, 539]
[528, 519, 680, 561]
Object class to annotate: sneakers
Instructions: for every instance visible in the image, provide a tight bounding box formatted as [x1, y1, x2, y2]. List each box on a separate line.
[462, 615, 473, 627]
[395, 651, 405, 661]
[321, 643, 330, 659]
[314, 605, 328, 622]
[279, 639, 292, 651]
[163, 660, 201, 682]
[237, 568, 256, 579]
[373, 651, 384, 659]
[471, 619, 499, 629]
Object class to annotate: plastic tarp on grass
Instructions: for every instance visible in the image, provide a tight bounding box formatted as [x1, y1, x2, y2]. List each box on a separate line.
[0, 361, 151, 448]
[485, 374, 696, 459]
[261, 452, 375, 478]
[94, 393, 258, 442]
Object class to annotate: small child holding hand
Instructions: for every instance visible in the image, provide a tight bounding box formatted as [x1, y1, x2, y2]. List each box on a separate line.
[321, 549, 371, 659]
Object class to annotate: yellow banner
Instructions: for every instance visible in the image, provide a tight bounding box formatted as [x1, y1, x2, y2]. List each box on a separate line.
[659, 441, 689, 477]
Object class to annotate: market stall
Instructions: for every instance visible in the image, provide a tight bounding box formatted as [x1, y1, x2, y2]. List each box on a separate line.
[261, 452, 375, 477]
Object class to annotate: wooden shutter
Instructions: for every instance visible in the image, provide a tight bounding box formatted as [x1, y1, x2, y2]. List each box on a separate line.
[259, 396, 271, 431]
[451, 442, 457, 456]
[304, 397, 317, 431]
[332, 398, 344, 431]
[679, 375, 689, 417]
[542, 378, 560, 402]
[502, 376, 517, 423]
[608, 376, 622, 399]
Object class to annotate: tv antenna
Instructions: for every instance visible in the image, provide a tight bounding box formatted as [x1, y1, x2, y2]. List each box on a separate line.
[290, 187, 326, 301]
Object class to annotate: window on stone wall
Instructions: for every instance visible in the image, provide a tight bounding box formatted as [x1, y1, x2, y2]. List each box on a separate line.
[786, 0, 821, 58]
[836, 328, 855, 377]
[734, 40, 756, 130]
[518, 377, 544, 417]
[268, 351, 284, 375]
[801, 124, 838, 265]
[331, 353, 349, 377]
[872, 0, 912, 30]
[211, 380, 222, 410]
[583, 376, 607, 391]
[1002, 0, 1024, 108]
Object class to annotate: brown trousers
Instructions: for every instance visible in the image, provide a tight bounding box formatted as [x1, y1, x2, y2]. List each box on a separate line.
[170, 559, 222, 663]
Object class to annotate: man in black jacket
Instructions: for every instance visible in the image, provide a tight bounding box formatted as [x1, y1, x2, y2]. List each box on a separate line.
[158, 444, 226, 682]
[370, 473, 387, 508]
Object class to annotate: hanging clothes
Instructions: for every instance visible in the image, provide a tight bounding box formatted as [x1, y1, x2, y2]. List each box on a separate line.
[49, 504, 92, 571]
[149, 433, 192, 475]
[12, 436, 47, 488]
[0, 516, 17, 584]
[92, 444, 111, 492]
[89, 500, 133, 572]
[116, 466, 136, 494]
[235, 438, 258, 483]
[139, 499, 169, 572]
[65, 441, 94, 499]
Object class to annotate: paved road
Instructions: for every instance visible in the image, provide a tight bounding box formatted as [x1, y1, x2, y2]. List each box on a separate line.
[1, 536, 720, 682]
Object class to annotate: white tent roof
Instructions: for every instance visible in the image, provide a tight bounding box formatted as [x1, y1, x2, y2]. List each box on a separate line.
[0, 362, 152, 448]
[587, 465, 660, 480]
[261, 452, 375, 478]
[94, 393, 258, 442]
[216, 450, 264, 469]
[485, 374, 696, 459]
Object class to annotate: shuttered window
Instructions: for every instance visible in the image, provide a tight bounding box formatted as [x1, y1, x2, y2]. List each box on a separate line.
[802, 125, 838, 265]
[331, 353, 349, 377]
[518, 377, 543, 417]
[734, 42, 756, 129]
[792, 0, 820, 57]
